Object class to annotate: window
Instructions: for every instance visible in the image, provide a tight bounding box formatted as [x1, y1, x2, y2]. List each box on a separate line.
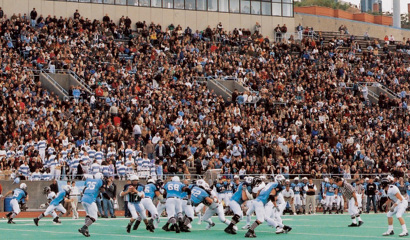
[250, 1, 260, 14]
[91, 0, 103, 3]
[185, 0, 195, 9]
[127, 0, 138, 4]
[272, 2, 281, 16]
[261, 2, 271, 15]
[241, 0, 250, 14]
[197, 0, 206, 10]
[151, 0, 161, 7]
[139, 0, 150, 6]
[282, 3, 292, 16]
[103, 0, 115, 3]
[219, 0, 228, 12]
[174, 0, 184, 8]
[229, 0, 239, 13]
[79, 0, 91, 2]
[116, 0, 127, 4]
[163, 0, 173, 8]
[208, 0, 217, 11]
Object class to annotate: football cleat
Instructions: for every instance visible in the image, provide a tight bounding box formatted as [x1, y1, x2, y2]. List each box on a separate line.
[358, 221, 364, 226]
[174, 224, 180, 233]
[348, 223, 359, 227]
[7, 219, 16, 224]
[224, 226, 237, 235]
[399, 231, 409, 237]
[242, 224, 250, 230]
[53, 217, 61, 224]
[126, 224, 131, 233]
[78, 227, 90, 237]
[283, 225, 293, 233]
[275, 227, 284, 234]
[206, 222, 215, 230]
[34, 218, 39, 226]
[382, 230, 394, 236]
[245, 229, 257, 238]
[162, 224, 170, 232]
[133, 220, 141, 230]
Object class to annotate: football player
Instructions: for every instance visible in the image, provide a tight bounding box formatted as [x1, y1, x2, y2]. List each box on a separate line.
[382, 176, 408, 237]
[78, 173, 104, 237]
[142, 178, 162, 228]
[244, 181, 289, 238]
[224, 176, 253, 234]
[121, 175, 154, 233]
[3, 183, 29, 224]
[162, 176, 186, 233]
[180, 179, 196, 232]
[323, 178, 338, 214]
[291, 177, 303, 214]
[34, 185, 72, 225]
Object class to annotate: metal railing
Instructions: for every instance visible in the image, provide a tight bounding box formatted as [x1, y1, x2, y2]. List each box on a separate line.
[41, 70, 69, 96]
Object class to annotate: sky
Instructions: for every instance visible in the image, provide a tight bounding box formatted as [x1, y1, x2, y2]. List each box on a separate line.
[342, 0, 410, 14]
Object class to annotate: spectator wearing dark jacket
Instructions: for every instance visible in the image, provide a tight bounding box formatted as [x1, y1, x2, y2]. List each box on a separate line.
[102, 176, 116, 218]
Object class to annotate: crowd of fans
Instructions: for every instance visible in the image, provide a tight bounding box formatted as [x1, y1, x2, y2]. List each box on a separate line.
[0, 8, 410, 182]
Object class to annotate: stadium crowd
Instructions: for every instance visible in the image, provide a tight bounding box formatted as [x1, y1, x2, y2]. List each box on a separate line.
[0, 9, 409, 182]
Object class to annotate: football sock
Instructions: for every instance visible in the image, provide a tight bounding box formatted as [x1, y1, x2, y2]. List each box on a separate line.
[38, 213, 45, 220]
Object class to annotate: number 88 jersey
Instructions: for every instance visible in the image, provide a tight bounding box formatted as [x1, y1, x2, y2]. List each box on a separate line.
[164, 181, 185, 198]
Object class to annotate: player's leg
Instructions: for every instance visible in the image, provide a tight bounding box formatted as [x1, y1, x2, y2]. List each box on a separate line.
[136, 202, 155, 232]
[243, 200, 255, 229]
[34, 205, 54, 226]
[163, 198, 177, 232]
[126, 202, 140, 233]
[396, 202, 408, 236]
[340, 196, 345, 214]
[194, 203, 205, 224]
[245, 201, 264, 238]
[181, 200, 194, 231]
[53, 204, 67, 223]
[144, 198, 160, 228]
[225, 200, 243, 234]
[8, 199, 21, 224]
[79, 202, 98, 237]
[202, 206, 217, 230]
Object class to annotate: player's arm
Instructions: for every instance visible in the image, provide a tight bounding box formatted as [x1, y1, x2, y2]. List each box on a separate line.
[3, 190, 13, 198]
[242, 187, 249, 201]
[335, 188, 338, 198]
[120, 185, 133, 197]
[155, 190, 163, 200]
[393, 193, 403, 207]
[352, 191, 358, 206]
[323, 186, 327, 198]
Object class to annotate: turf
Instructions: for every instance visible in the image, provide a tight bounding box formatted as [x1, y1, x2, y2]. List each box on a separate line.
[0, 214, 405, 240]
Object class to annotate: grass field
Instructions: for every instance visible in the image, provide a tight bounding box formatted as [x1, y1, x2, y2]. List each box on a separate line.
[0, 214, 407, 240]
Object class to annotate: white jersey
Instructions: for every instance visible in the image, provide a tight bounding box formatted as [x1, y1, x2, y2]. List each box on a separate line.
[388, 185, 403, 203]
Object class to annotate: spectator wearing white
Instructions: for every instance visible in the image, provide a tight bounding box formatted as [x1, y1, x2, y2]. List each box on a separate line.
[90, 160, 101, 174]
[31, 168, 42, 181]
[231, 141, 242, 157]
[81, 151, 90, 165]
[70, 181, 80, 219]
[38, 136, 47, 161]
[282, 181, 296, 215]
[117, 162, 127, 180]
[69, 153, 80, 179]
[95, 146, 104, 164]
[19, 160, 30, 180]
[48, 152, 57, 179]
[88, 147, 96, 161]
[133, 123, 142, 140]
[152, 133, 161, 144]
[125, 156, 135, 175]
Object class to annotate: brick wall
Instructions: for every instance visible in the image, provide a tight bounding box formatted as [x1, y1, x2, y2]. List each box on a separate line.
[295, 6, 392, 26]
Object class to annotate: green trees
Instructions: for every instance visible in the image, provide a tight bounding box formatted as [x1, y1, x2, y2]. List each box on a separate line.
[295, 0, 350, 11]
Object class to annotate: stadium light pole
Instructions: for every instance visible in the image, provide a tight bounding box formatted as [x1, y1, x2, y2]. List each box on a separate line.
[393, 0, 401, 28]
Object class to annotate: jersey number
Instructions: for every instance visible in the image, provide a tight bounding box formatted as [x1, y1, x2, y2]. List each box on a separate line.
[192, 189, 201, 197]
[13, 192, 19, 197]
[87, 182, 97, 190]
[144, 187, 150, 193]
[168, 184, 180, 191]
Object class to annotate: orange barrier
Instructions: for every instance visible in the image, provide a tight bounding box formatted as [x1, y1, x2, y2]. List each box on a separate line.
[295, 6, 393, 26]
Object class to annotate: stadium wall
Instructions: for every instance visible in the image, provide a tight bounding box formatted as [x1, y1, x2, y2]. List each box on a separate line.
[0, 0, 295, 39]
[295, 12, 410, 40]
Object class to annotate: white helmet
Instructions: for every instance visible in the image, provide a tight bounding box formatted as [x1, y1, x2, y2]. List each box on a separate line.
[324, 177, 329, 183]
[147, 179, 155, 184]
[302, 177, 308, 181]
[196, 179, 206, 188]
[387, 175, 394, 182]
[20, 183, 27, 190]
[234, 175, 240, 179]
[172, 176, 180, 182]
[245, 176, 254, 184]
[275, 175, 285, 184]
[63, 185, 72, 192]
[294, 177, 299, 181]
[94, 173, 104, 180]
[129, 175, 139, 181]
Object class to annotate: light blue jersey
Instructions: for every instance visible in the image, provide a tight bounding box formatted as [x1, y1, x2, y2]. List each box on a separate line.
[231, 182, 247, 205]
[12, 188, 27, 202]
[291, 182, 303, 194]
[144, 183, 158, 200]
[325, 183, 338, 196]
[164, 181, 185, 198]
[81, 178, 103, 204]
[50, 190, 67, 206]
[190, 186, 210, 206]
[406, 182, 410, 196]
[181, 184, 194, 199]
[256, 182, 279, 205]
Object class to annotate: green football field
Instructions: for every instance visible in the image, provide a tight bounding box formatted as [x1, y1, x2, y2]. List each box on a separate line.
[0, 214, 406, 240]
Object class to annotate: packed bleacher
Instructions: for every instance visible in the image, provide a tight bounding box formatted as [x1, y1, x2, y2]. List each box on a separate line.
[0, 10, 409, 181]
